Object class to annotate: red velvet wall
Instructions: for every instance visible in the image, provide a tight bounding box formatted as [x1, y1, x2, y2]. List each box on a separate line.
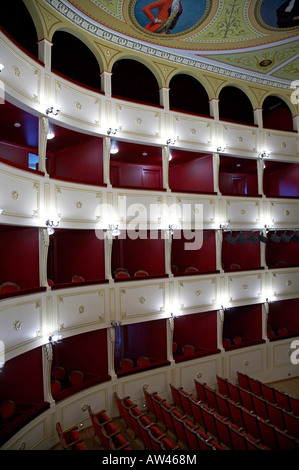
[52, 329, 108, 376]
[48, 137, 104, 186]
[268, 299, 299, 334]
[0, 347, 44, 403]
[173, 311, 218, 350]
[264, 162, 299, 198]
[49, 229, 105, 284]
[112, 231, 165, 277]
[266, 232, 299, 267]
[125, 319, 167, 360]
[0, 225, 40, 289]
[110, 162, 162, 189]
[0, 141, 37, 170]
[219, 165, 258, 196]
[169, 153, 214, 193]
[222, 231, 261, 271]
[263, 105, 293, 132]
[171, 230, 216, 274]
[223, 304, 262, 342]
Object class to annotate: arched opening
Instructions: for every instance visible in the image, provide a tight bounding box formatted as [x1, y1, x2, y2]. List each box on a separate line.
[0, 0, 38, 59]
[51, 31, 101, 90]
[111, 59, 160, 106]
[169, 74, 210, 116]
[262, 96, 293, 132]
[219, 86, 254, 125]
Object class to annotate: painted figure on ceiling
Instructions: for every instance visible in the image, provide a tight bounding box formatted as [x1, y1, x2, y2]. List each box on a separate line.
[142, 0, 183, 33]
[276, 0, 299, 27]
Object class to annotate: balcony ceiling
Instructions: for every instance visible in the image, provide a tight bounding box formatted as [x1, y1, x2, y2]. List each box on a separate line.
[62, 0, 299, 84]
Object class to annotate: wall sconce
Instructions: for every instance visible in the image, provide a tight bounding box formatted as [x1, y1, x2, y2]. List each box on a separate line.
[48, 333, 62, 344]
[46, 217, 60, 235]
[166, 138, 176, 145]
[109, 224, 121, 237]
[219, 222, 229, 230]
[217, 146, 226, 153]
[46, 106, 61, 116]
[260, 150, 270, 159]
[47, 131, 55, 140]
[0, 64, 4, 72]
[107, 128, 117, 135]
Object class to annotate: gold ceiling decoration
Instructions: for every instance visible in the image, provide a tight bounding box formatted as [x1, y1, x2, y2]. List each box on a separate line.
[51, 0, 299, 82]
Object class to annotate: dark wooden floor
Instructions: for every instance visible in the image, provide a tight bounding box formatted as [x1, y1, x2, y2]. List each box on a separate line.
[51, 376, 299, 451]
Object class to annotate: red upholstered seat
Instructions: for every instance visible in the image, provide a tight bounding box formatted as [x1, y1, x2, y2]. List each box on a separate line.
[114, 267, 128, 275]
[143, 386, 157, 418]
[267, 329, 276, 339]
[214, 414, 233, 449]
[51, 380, 61, 396]
[0, 282, 20, 295]
[134, 270, 148, 277]
[239, 387, 254, 411]
[216, 375, 229, 397]
[233, 336, 242, 344]
[223, 338, 231, 349]
[183, 420, 201, 450]
[185, 266, 198, 273]
[71, 275, 85, 283]
[161, 402, 176, 434]
[227, 381, 241, 403]
[69, 370, 84, 386]
[172, 342, 178, 353]
[204, 385, 218, 410]
[260, 383, 276, 404]
[0, 400, 16, 420]
[115, 270, 130, 279]
[75, 442, 86, 450]
[137, 356, 150, 368]
[189, 396, 205, 430]
[52, 366, 65, 381]
[194, 379, 207, 403]
[237, 371, 250, 390]
[182, 344, 195, 356]
[179, 389, 192, 417]
[215, 391, 231, 420]
[120, 358, 133, 371]
[152, 394, 166, 426]
[47, 279, 54, 286]
[289, 395, 299, 417]
[170, 383, 183, 410]
[171, 410, 187, 445]
[278, 327, 288, 336]
[201, 404, 217, 437]
[56, 422, 82, 450]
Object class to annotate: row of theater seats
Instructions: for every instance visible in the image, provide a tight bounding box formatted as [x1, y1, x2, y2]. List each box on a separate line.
[86, 405, 131, 450]
[143, 386, 224, 450]
[114, 268, 149, 279]
[194, 378, 298, 450]
[114, 392, 180, 451]
[56, 422, 86, 450]
[51, 366, 85, 395]
[237, 371, 299, 416]
[217, 375, 299, 439]
[119, 356, 150, 371]
[169, 383, 269, 450]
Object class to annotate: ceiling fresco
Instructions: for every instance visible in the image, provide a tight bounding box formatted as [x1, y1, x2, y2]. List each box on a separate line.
[46, 0, 299, 83]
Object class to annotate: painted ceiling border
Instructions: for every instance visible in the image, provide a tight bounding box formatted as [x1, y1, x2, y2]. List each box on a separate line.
[44, 0, 294, 90]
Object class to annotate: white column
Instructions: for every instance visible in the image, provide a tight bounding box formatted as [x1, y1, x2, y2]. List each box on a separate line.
[292, 114, 299, 132]
[217, 309, 225, 352]
[103, 136, 111, 187]
[160, 87, 170, 110]
[213, 152, 220, 195]
[209, 99, 219, 120]
[167, 316, 175, 363]
[262, 302, 269, 342]
[107, 327, 117, 379]
[257, 157, 265, 197]
[162, 145, 170, 191]
[104, 232, 113, 280]
[165, 229, 172, 276]
[39, 228, 50, 287]
[216, 229, 223, 272]
[38, 116, 49, 175]
[253, 108, 263, 128]
[38, 39, 52, 70]
[42, 343, 55, 406]
[100, 71, 112, 97]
